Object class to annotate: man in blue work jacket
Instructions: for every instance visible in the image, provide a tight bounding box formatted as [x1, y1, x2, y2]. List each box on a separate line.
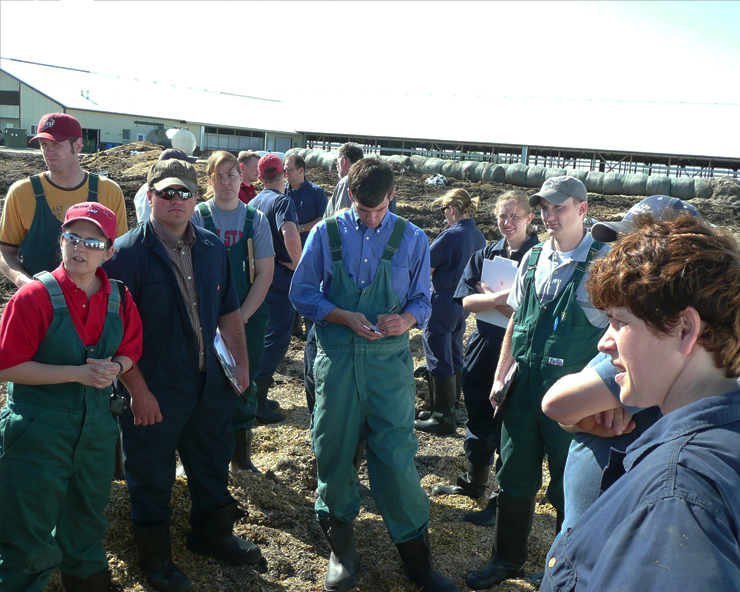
[290, 158, 458, 592]
[104, 159, 262, 592]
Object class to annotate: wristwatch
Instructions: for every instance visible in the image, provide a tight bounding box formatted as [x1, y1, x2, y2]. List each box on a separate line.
[300, 224, 305, 232]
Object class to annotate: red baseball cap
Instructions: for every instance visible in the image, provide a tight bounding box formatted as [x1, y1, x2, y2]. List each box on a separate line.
[63, 202, 117, 241]
[258, 154, 284, 178]
[30, 113, 83, 144]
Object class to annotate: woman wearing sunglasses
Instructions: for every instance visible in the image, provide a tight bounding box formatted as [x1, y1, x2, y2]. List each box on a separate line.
[0, 202, 142, 592]
[191, 151, 275, 471]
[415, 188, 486, 436]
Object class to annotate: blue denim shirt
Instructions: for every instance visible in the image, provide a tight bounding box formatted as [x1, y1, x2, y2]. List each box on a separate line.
[429, 219, 486, 294]
[289, 207, 431, 328]
[543, 390, 740, 592]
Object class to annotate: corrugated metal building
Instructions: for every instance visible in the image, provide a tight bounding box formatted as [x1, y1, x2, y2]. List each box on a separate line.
[0, 58, 303, 153]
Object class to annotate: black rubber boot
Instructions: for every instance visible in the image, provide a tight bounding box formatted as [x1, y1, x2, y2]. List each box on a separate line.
[417, 366, 434, 421]
[255, 377, 284, 424]
[61, 570, 123, 592]
[415, 375, 457, 436]
[432, 463, 489, 498]
[113, 432, 125, 481]
[465, 491, 536, 590]
[186, 501, 262, 565]
[396, 529, 459, 592]
[319, 518, 360, 591]
[463, 489, 499, 526]
[132, 522, 192, 592]
[292, 311, 306, 339]
[231, 429, 260, 473]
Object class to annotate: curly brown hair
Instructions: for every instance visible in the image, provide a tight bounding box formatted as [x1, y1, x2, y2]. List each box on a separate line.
[587, 216, 740, 377]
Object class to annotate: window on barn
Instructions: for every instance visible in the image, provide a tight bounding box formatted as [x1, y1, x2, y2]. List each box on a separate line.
[122, 129, 131, 140]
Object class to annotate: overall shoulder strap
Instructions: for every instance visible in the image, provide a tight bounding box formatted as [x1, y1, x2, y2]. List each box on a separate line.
[244, 205, 257, 239]
[30, 175, 46, 202]
[196, 202, 217, 235]
[325, 216, 342, 262]
[108, 278, 123, 315]
[381, 217, 408, 261]
[87, 173, 99, 202]
[570, 241, 605, 286]
[33, 271, 66, 312]
[524, 243, 544, 283]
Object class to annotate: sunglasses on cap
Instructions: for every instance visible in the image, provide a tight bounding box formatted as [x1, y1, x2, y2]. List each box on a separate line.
[156, 188, 195, 201]
[62, 232, 108, 251]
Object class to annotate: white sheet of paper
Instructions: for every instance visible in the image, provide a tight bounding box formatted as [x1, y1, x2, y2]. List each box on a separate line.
[476, 257, 520, 328]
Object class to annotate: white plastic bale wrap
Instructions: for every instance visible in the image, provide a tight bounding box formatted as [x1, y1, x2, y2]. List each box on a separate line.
[694, 178, 711, 199]
[305, 150, 322, 168]
[623, 174, 648, 196]
[646, 176, 672, 196]
[545, 168, 568, 180]
[526, 166, 547, 189]
[670, 177, 695, 200]
[423, 159, 446, 175]
[388, 155, 412, 169]
[298, 148, 311, 159]
[410, 155, 428, 173]
[567, 169, 589, 185]
[602, 173, 625, 195]
[472, 162, 487, 182]
[585, 172, 605, 193]
[441, 160, 458, 177]
[493, 164, 508, 184]
[506, 163, 528, 186]
[320, 152, 340, 173]
[459, 161, 479, 180]
[284, 147, 301, 159]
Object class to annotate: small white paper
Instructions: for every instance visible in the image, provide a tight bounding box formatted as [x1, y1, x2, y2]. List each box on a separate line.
[214, 331, 240, 393]
[476, 257, 519, 328]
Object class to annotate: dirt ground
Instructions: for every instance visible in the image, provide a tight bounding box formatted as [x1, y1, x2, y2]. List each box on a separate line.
[1, 143, 739, 592]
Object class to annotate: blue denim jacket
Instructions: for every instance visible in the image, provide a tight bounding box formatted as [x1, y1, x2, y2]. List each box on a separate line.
[543, 390, 740, 592]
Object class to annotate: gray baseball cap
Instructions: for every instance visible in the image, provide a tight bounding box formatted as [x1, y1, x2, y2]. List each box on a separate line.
[591, 195, 701, 243]
[529, 176, 588, 207]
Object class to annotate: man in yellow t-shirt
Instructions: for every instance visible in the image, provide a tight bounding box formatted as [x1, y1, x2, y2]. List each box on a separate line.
[0, 113, 128, 287]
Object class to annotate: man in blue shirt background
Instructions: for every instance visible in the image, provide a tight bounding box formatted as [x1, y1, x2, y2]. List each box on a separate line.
[290, 158, 458, 592]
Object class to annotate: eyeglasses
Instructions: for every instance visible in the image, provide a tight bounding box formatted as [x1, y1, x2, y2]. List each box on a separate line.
[157, 189, 195, 201]
[62, 232, 107, 251]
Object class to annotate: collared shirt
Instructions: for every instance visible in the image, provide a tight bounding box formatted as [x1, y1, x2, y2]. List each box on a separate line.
[507, 231, 610, 327]
[0, 264, 142, 370]
[324, 176, 397, 218]
[289, 206, 431, 328]
[238, 182, 256, 205]
[151, 219, 206, 371]
[285, 179, 328, 228]
[543, 390, 740, 592]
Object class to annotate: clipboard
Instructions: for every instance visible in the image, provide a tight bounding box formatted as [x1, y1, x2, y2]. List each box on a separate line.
[214, 330, 243, 396]
[477, 257, 519, 328]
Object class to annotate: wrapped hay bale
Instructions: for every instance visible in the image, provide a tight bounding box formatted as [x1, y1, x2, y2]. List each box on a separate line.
[670, 177, 695, 200]
[298, 148, 311, 159]
[284, 148, 301, 159]
[459, 161, 479, 181]
[526, 166, 547, 188]
[410, 155, 428, 173]
[646, 175, 672, 196]
[585, 172, 605, 193]
[694, 178, 711, 199]
[388, 155, 412, 169]
[305, 150, 322, 169]
[623, 174, 648, 196]
[472, 162, 487, 182]
[492, 164, 507, 183]
[602, 173, 625, 195]
[566, 169, 589, 184]
[320, 152, 339, 173]
[441, 160, 458, 177]
[423, 158, 445, 175]
[545, 168, 568, 180]
[481, 163, 506, 183]
[505, 163, 529, 187]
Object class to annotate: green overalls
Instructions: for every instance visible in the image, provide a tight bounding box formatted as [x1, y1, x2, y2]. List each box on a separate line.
[196, 202, 269, 431]
[312, 216, 429, 544]
[0, 271, 122, 591]
[19, 174, 100, 276]
[497, 241, 605, 513]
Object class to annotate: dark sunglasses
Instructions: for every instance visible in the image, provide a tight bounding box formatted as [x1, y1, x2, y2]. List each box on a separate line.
[157, 188, 194, 201]
[62, 232, 108, 251]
